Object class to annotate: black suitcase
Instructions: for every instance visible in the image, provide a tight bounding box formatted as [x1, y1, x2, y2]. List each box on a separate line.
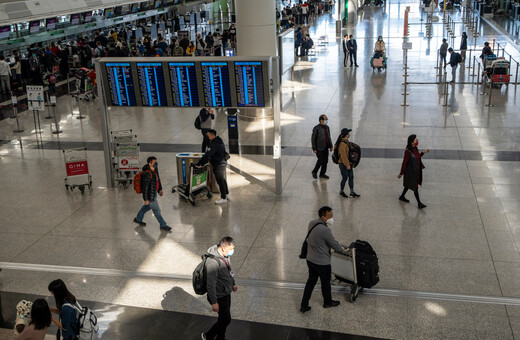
[351, 240, 379, 288]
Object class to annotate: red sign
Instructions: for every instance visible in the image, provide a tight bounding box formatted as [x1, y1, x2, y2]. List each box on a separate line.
[66, 161, 89, 176]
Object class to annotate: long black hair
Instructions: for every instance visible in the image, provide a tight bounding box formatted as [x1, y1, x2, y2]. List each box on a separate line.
[406, 134, 417, 150]
[48, 279, 76, 310]
[30, 299, 52, 330]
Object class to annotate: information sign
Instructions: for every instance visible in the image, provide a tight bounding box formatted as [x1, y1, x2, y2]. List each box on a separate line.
[29, 21, 40, 34]
[46, 18, 57, 30]
[71, 14, 80, 25]
[106, 63, 137, 106]
[136, 63, 167, 106]
[27, 85, 45, 111]
[0, 26, 10, 40]
[201, 62, 231, 107]
[168, 62, 199, 107]
[234, 61, 265, 107]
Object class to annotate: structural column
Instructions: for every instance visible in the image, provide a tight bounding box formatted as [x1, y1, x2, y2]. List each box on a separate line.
[235, 0, 282, 195]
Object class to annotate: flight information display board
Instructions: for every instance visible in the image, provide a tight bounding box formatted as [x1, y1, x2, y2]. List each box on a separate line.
[168, 62, 199, 107]
[201, 62, 232, 107]
[234, 62, 266, 107]
[105, 63, 137, 106]
[136, 63, 167, 106]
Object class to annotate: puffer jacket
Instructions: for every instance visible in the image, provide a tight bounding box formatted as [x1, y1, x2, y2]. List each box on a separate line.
[141, 163, 163, 202]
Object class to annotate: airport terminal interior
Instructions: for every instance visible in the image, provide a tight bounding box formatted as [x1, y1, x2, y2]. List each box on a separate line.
[1, 0, 520, 338]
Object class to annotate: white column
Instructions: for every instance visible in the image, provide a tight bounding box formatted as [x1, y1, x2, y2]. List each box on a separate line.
[236, 0, 277, 56]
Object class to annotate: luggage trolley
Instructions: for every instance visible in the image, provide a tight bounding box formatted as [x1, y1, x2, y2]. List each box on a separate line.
[331, 246, 363, 303]
[111, 130, 139, 188]
[172, 163, 213, 206]
[63, 147, 92, 194]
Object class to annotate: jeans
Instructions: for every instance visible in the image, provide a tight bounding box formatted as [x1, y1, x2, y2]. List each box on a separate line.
[213, 165, 229, 199]
[440, 53, 447, 67]
[205, 294, 231, 340]
[312, 149, 329, 176]
[0, 75, 10, 93]
[339, 163, 354, 193]
[136, 194, 167, 227]
[301, 261, 332, 308]
[451, 64, 458, 81]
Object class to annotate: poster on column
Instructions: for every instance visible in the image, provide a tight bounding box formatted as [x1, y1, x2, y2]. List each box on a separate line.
[27, 86, 45, 111]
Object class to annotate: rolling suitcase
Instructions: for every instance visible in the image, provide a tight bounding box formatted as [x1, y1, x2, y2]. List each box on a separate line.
[350, 240, 379, 288]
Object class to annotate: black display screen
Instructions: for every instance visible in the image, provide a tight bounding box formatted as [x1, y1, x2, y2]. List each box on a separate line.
[106, 63, 137, 106]
[234, 61, 266, 107]
[136, 63, 167, 106]
[201, 62, 231, 107]
[168, 62, 199, 107]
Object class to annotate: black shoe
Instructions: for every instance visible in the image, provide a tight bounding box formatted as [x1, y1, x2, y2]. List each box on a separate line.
[323, 300, 340, 308]
[418, 203, 427, 209]
[399, 196, 410, 203]
[133, 218, 146, 226]
[312, 171, 317, 179]
[160, 225, 172, 231]
[355, 64, 359, 67]
[340, 192, 349, 198]
[319, 174, 329, 179]
[300, 306, 311, 313]
[350, 192, 360, 198]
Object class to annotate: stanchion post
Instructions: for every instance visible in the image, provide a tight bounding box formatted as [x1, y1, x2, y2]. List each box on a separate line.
[12, 105, 24, 133]
[485, 83, 493, 107]
[442, 69, 449, 106]
[492, 38, 495, 52]
[402, 48, 409, 107]
[435, 49, 440, 69]
[515, 62, 519, 86]
[44, 92, 53, 119]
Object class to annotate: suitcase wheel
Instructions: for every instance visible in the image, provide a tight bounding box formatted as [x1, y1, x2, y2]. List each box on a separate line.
[349, 284, 359, 303]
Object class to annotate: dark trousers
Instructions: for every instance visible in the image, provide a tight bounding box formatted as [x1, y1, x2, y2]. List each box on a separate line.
[349, 51, 357, 66]
[343, 51, 348, 66]
[339, 163, 354, 193]
[401, 187, 421, 203]
[213, 165, 229, 199]
[201, 129, 211, 152]
[301, 260, 332, 308]
[312, 149, 329, 176]
[206, 294, 231, 340]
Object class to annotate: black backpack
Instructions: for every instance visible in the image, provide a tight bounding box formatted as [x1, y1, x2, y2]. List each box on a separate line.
[348, 142, 361, 168]
[193, 254, 216, 295]
[350, 240, 379, 288]
[194, 114, 202, 130]
[456, 52, 462, 64]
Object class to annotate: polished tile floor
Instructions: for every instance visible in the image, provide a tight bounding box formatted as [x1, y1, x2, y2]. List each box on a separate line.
[1, 1, 520, 339]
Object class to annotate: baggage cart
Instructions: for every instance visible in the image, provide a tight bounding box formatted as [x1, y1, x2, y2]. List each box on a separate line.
[331, 245, 363, 302]
[63, 147, 92, 194]
[172, 163, 213, 206]
[111, 130, 139, 188]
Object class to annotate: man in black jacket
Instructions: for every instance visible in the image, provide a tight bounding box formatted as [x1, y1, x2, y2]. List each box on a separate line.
[311, 114, 333, 179]
[347, 35, 359, 67]
[199, 107, 215, 152]
[134, 156, 171, 231]
[447, 48, 461, 83]
[197, 130, 229, 204]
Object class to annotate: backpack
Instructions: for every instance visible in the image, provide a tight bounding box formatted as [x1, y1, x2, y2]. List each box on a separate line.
[62, 302, 99, 340]
[456, 52, 462, 64]
[133, 170, 152, 194]
[331, 138, 345, 164]
[194, 114, 202, 130]
[348, 142, 361, 168]
[193, 254, 216, 295]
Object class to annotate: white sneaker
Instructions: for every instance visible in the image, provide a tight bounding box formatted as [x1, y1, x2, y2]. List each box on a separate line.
[226, 195, 230, 200]
[215, 198, 228, 205]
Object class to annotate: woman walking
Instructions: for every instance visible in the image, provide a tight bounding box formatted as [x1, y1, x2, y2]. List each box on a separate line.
[398, 134, 429, 209]
[338, 128, 360, 198]
[48, 279, 79, 340]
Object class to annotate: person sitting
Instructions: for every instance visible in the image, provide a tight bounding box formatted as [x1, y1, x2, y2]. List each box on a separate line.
[479, 41, 493, 62]
[374, 35, 386, 56]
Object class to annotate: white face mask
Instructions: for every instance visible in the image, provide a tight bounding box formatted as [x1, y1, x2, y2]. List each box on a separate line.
[327, 218, 334, 226]
[324, 120, 328, 125]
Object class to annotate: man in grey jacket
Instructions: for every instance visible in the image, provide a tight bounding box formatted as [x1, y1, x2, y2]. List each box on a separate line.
[202, 236, 237, 340]
[311, 114, 333, 179]
[300, 206, 344, 313]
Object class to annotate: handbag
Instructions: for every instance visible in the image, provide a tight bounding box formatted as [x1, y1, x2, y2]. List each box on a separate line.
[299, 222, 323, 259]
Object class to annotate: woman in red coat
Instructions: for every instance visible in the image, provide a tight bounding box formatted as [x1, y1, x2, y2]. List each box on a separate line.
[398, 134, 430, 209]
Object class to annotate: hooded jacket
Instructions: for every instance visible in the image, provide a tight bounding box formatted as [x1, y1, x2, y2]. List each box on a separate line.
[205, 245, 236, 304]
[197, 136, 227, 167]
[141, 163, 163, 202]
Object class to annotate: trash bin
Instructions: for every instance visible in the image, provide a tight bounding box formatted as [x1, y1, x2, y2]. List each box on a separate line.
[176, 153, 219, 193]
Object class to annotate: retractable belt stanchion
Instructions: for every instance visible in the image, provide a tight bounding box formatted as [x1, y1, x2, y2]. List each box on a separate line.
[485, 83, 494, 107]
[51, 95, 62, 134]
[442, 69, 449, 107]
[44, 92, 54, 119]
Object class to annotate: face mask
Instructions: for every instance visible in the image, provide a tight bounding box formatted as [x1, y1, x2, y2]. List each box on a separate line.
[327, 218, 334, 226]
[227, 249, 234, 257]
[324, 120, 328, 125]
[414, 141, 419, 146]
[153, 162, 158, 169]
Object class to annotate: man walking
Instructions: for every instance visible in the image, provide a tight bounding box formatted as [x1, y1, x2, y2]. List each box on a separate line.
[460, 32, 468, 65]
[439, 38, 449, 68]
[342, 34, 349, 67]
[202, 236, 238, 340]
[311, 114, 333, 179]
[196, 129, 229, 204]
[199, 107, 215, 152]
[0, 56, 11, 94]
[447, 48, 461, 83]
[133, 156, 171, 231]
[347, 35, 359, 67]
[300, 206, 344, 313]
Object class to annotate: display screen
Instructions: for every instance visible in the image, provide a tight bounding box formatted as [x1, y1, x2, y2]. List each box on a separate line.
[131, 4, 139, 13]
[136, 63, 167, 107]
[106, 63, 137, 106]
[168, 62, 199, 107]
[0, 26, 10, 40]
[29, 20, 40, 34]
[46, 18, 57, 30]
[70, 14, 80, 25]
[201, 62, 231, 107]
[234, 62, 266, 107]
[84, 12, 93, 23]
[105, 8, 114, 18]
